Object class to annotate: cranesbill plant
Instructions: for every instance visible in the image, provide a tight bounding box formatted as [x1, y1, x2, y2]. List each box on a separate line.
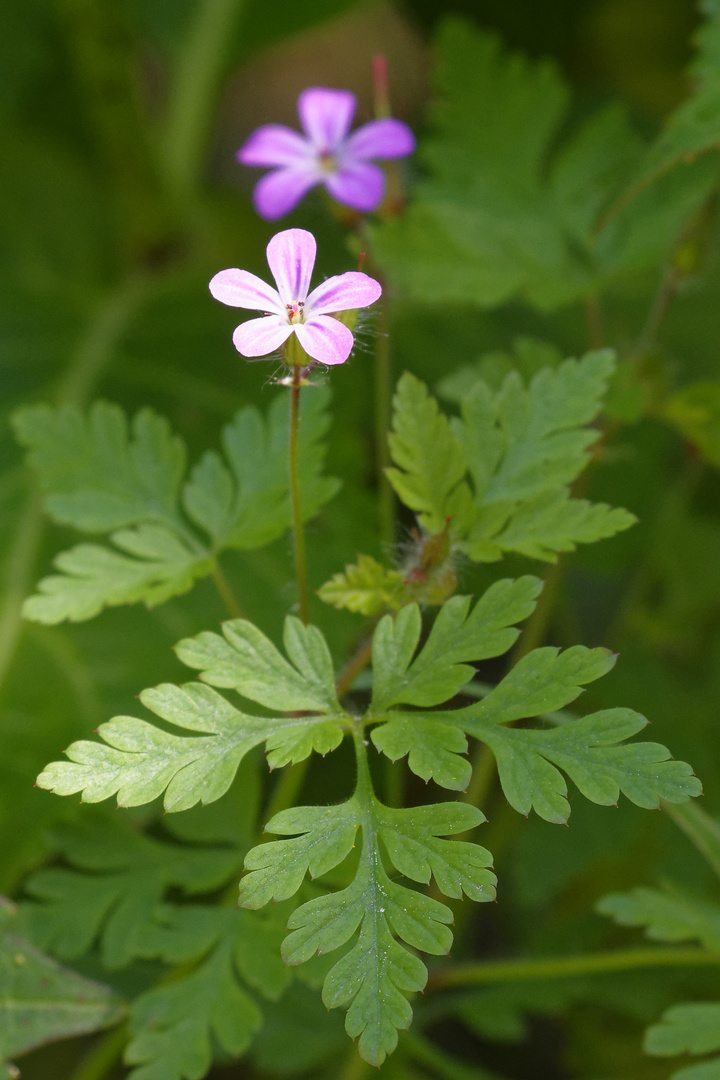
[9, 17, 719, 1077]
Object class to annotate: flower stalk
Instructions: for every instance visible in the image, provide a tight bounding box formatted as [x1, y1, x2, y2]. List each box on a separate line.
[289, 363, 308, 624]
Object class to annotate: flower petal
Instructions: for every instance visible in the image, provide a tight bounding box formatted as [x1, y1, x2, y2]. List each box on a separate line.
[297, 87, 356, 153]
[237, 124, 314, 167]
[295, 315, 354, 366]
[209, 269, 282, 313]
[266, 228, 316, 305]
[305, 271, 382, 316]
[345, 118, 416, 160]
[252, 166, 321, 221]
[232, 316, 293, 357]
[324, 161, 385, 212]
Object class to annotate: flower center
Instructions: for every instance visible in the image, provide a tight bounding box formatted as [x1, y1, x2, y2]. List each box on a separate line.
[285, 301, 305, 324]
[318, 152, 337, 175]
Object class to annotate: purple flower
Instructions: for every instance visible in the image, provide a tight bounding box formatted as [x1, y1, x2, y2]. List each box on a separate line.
[237, 87, 415, 220]
[209, 228, 382, 366]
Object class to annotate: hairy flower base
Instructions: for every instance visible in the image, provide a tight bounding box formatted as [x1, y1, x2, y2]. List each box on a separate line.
[210, 228, 381, 366]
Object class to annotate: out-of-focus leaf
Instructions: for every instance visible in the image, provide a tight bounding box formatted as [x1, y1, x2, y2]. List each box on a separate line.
[317, 554, 405, 616]
[597, 885, 720, 949]
[661, 381, 720, 467]
[373, 20, 720, 311]
[0, 899, 124, 1066]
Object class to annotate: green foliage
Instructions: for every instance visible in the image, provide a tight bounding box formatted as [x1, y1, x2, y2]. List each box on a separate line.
[617, 0, 720, 203]
[14, 389, 339, 623]
[662, 380, 720, 469]
[241, 789, 493, 1067]
[36, 616, 346, 810]
[597, 886, 720, 950]
[36, 578, 701, 1066]
[387, 357, 635, 564]
[372, 18, 720, 311]
[0, 898, 124, 1070]
[317, 554, 405, 615]
[644, 1003, 720, 1080]
[125, 904, 290, 1080]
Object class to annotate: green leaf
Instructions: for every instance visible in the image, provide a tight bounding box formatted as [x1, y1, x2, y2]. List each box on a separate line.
[597, 886, 720, 950]
[23, 527, 212, 624]
[36, 617, 346, 811]
[175, 615, 341, 713]
[370, 578, 542, 711]
[317, 554, 405, 616]
[373, 20, 720, 310]
[241, 786, 494, 1067]
[125, 905, 290, 1080]
[13, 402, 186, 532]
[437, 337, 565, 403]
[183, 386, 339, 549]
[645, 1002, 720, 1058]
[387, 359, 635, 566]
[469, 707, 701, 823]
[386, 372, 472, 534]
[662, 381, 720, 469]
[376, 803, 496, 901]
[613, 0, 720, 205]
[16, 390, 338, 623]
[21, 819, 241, 967]
[241, 803, 360, 909]
[0, 899, 124, 1066]
[371, 716, 471, 791]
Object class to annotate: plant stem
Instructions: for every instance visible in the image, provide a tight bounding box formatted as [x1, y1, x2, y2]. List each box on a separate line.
[335, 636, 374, 700]
[427, 947, 720, 991]
[211, 561, 244, 619]
[289, 366, 309, 623]
[374, 277, 395, 549]
[161, 0, 246, 203]
[67, 1023, 128, 1080]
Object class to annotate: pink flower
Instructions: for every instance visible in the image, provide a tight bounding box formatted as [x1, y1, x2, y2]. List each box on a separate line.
[209, 228, 382, 366]
[237, 87, 415, 220]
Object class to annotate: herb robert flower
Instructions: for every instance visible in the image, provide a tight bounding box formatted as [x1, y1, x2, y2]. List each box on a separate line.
[209, 228, 382, 366]
[237, 87, 415, 220]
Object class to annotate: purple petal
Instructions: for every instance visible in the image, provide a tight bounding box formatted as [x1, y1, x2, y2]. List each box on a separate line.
[266, 228, 316, 305]
[237, 124, 313, 167]
[345, 118, 416, 160]
[252, 166, 321, 221]
[324, 161, 386, 212]
[295, 315, 354, 366]
[232, 316, 293, 357]
[306, 271, 382, 316]
[209, 269, 282, 313]
[297, 87, 356, 153]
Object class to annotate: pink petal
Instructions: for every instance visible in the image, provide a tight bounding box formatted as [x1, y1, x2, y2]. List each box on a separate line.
[324, 161, 385, 212]
[252, 166, 321, 221]
[266, 228, 316, 305]
[209, 269, 282, 313]
[232, 316, 293, 357]
[345, 118, 416, 160]
[297, 87, 356, 153]
[295, 315, 354, 366]
[305, 271, 382, 316]
[237, 124, 314, 167]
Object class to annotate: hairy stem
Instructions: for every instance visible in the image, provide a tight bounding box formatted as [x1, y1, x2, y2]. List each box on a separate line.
[374, 277, 395, 549]
[289, 367, 309, 623]
[427, 947, 720, 990]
